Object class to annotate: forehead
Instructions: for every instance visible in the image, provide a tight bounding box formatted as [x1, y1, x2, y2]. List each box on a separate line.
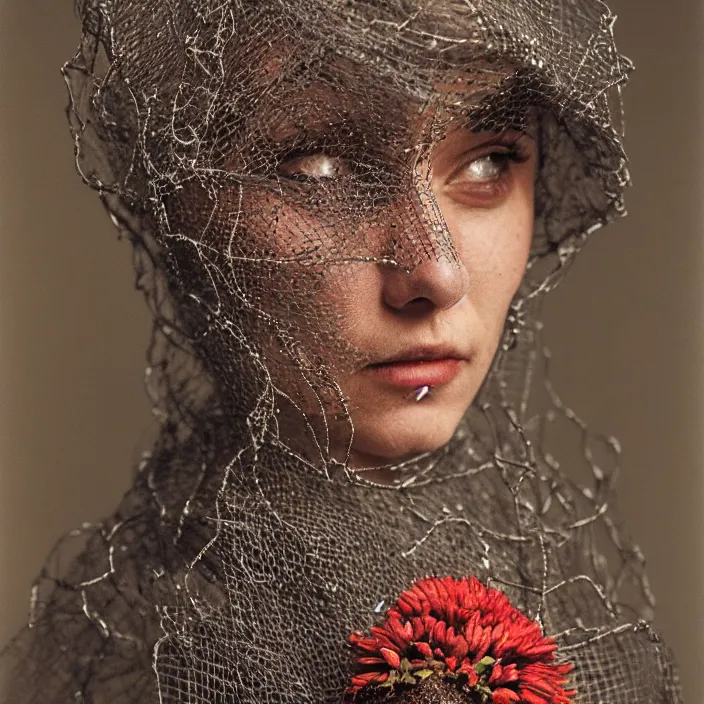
[225, 0, 512, 100]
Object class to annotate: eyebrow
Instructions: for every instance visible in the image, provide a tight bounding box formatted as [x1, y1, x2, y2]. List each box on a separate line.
[258, 95, 404, 157]
[267, 118, 373, 151]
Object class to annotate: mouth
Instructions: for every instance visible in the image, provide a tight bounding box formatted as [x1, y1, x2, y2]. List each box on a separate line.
[362, 346, 467, 389]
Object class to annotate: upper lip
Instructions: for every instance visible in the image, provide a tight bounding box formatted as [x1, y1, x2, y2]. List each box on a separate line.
[367, 344, 469, 366]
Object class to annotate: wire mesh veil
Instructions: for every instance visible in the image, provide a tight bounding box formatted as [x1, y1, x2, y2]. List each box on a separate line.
[1, 1, 683, 702]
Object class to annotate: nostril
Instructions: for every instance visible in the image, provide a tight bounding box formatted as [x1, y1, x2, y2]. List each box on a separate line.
[399, 297, 435, 316]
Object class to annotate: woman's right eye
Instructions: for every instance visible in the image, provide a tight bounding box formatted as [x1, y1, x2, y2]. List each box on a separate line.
[277, 153, 352, 181]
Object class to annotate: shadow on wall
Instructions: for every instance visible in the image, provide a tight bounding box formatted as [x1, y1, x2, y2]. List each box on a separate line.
[0, 0, 702, 701]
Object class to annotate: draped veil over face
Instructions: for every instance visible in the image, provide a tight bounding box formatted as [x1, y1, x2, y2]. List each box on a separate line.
[1, 1, 683, 703]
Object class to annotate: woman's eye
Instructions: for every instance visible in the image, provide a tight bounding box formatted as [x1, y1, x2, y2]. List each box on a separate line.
[440, 139, 533, 206]
[463, 153, 510, 182]
[277, 154, 352, 181]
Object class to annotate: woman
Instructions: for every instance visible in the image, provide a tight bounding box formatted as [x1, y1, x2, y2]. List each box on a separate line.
[1, 0, 683, 702]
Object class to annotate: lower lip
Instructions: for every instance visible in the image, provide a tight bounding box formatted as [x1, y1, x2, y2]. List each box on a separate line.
[363, 359, 463, 388]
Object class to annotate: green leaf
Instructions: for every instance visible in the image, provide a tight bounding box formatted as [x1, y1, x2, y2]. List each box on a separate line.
[399, 658, 413, 672]
[415, 669, 434, 681]
[473, 656, 496, 676]
[384, 671, 400, 687]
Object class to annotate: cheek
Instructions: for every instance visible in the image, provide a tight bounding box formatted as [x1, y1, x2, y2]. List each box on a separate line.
[484, 204, 533, 295]
[239, 191, 375, 365]
[441, 186, 534, 317]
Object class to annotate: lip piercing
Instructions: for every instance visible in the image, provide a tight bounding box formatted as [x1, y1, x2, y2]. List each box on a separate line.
[414, 385, 432, 402]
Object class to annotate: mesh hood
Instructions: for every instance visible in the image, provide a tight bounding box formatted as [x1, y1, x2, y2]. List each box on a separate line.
[0, 2, 683, 703]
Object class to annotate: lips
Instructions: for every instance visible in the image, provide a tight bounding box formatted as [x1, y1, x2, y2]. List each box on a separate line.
[364, 358, 463, 388]
[362, 344, 467, 389]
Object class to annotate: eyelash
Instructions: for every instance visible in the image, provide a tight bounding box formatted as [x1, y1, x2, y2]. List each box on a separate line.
[447, 136, 530, 182]
[274, 137, 361, 183]
[276, 153, 352, 182]
[444, 137, 533, 200]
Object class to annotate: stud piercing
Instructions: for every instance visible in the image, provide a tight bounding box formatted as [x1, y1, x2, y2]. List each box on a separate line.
[414, 385, 431, 402]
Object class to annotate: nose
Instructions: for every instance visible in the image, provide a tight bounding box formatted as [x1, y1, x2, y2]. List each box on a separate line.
[381, 253, 470, 312]
[377, 177, 470, 313]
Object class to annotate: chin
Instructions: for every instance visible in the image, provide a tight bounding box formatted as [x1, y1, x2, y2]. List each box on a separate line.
[349, 403, 466, 466]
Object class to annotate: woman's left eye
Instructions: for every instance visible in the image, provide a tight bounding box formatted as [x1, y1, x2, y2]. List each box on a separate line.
[462, 152, 512, 182]
[441, 140, 532, 205]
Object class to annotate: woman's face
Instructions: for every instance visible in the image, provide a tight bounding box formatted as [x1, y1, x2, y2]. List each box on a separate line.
[188, 61, 538, 471]
[237, 118, 537, 471]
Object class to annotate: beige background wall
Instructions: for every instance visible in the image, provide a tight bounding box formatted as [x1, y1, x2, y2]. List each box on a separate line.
[0, 1, 702, 701]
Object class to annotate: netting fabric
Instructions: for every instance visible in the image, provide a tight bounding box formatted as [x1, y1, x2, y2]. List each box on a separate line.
[1, 1, 683, 703]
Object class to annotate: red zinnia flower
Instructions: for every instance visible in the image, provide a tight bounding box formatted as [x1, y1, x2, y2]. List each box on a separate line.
[345, 576, 575, 703]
